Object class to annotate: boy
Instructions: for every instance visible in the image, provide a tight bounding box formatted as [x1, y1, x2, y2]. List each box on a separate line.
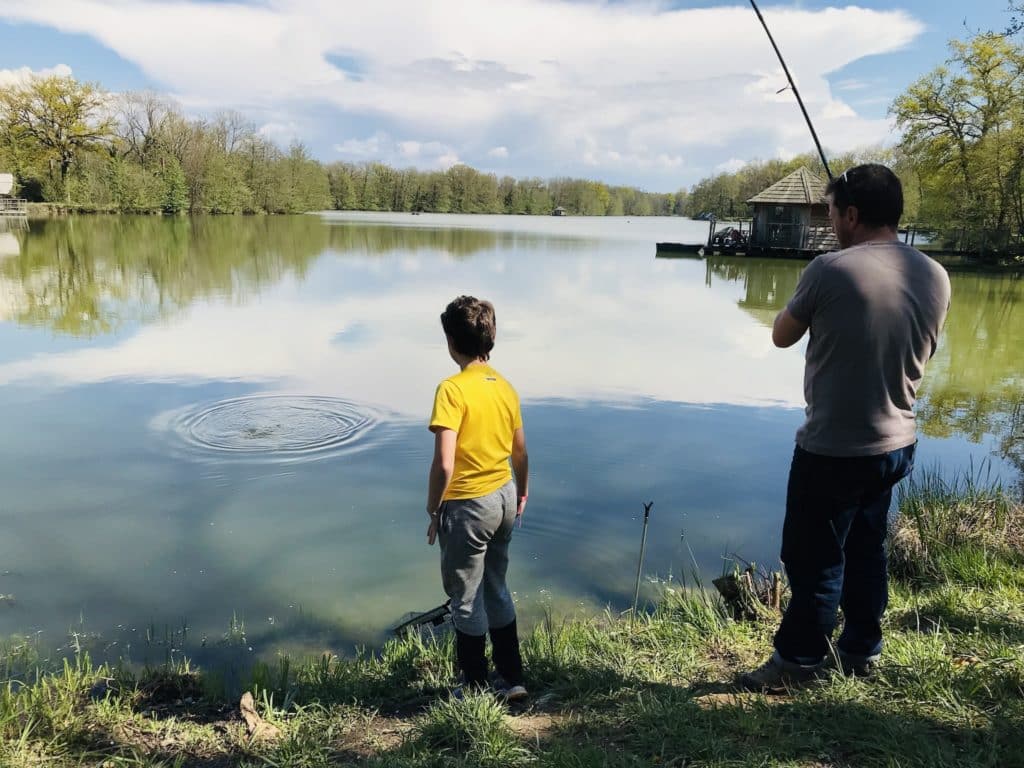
[426, 295, 530, 701]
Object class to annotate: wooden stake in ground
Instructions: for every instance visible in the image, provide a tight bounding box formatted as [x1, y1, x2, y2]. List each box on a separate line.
[240, 692, 282, 742]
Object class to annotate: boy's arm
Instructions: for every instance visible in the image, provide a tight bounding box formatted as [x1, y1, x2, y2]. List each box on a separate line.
[426, 427, 456, 524]
[511, 427, 528, 516]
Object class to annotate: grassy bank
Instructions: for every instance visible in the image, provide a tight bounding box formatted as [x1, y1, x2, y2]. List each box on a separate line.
[24, 203, 270, 218]
[25, 202, 162, 218]
[2, 473, 1022, 767]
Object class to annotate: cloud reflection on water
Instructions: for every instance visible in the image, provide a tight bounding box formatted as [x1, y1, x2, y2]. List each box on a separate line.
[0, 215, 806, 414]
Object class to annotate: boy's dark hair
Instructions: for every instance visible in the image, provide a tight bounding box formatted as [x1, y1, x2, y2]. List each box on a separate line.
[441, 296, 496, 361]
[825, 163, 904, 229]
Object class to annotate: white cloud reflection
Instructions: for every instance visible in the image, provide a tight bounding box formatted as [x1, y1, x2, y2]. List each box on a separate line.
[0, 216, 806, 413]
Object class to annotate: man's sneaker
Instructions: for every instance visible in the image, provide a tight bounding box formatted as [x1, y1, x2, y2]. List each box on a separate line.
[835, 651, 879, 678]
[452, 677, 528, 703]
[739, 651, 823, 694]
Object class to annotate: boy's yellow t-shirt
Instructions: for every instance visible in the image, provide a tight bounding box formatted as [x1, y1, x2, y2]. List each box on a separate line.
[429, 364, 523, 500]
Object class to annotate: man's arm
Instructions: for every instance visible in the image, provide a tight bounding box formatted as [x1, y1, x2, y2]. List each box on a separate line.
[772, 308, 809, 348]
[511, 427, 528, 517]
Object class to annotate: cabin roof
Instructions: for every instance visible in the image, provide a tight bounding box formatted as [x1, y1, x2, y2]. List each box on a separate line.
[747, 167, 828, 206]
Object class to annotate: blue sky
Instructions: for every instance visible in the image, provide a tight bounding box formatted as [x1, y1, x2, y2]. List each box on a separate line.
[0, 1, 1016, 191]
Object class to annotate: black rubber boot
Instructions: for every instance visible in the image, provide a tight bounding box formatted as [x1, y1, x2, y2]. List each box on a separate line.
[489, 619, 524, 686]
[455, 629, 489, 688]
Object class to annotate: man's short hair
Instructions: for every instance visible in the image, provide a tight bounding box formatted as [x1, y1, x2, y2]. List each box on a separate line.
[825, 163, 904, 229]
[441, 296, 496, 361]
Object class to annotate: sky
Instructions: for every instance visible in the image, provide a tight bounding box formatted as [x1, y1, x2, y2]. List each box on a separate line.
[0, 1, 1017, 192]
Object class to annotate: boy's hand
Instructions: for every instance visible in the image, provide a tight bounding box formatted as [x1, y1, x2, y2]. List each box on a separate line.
[427, 515, 439, 545]
[516, 495, 527, 527]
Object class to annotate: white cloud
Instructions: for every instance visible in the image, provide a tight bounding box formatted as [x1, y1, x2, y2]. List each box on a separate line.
[335, 132, 459, 168]
[716, 158, 747, 174]
[258, 120, 303, 144]
[0, 63, 72, 87]
[334, 132, 387, 158]
[835, 78, 869, 91]
[436, 151, 461, 169]
[487, 146, 509, 159]
[398, 140, 422, 158]
[821, 100, 858, 120]
[0, 1, 925, 187]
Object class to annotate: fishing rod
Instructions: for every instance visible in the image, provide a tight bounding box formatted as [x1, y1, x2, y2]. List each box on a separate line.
[748, 0, 834, 180]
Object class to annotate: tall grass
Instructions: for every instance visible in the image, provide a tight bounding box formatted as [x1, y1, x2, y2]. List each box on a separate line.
[413, 691, 530, 767]
[891, 465, 1024, 586]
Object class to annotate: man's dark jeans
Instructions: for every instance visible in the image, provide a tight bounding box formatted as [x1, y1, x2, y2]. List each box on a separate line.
[773, 443, 916, 665]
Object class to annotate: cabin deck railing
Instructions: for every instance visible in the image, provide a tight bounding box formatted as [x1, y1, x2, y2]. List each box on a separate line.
[0, 197, 28, 216]
[749, 222, 838, 252]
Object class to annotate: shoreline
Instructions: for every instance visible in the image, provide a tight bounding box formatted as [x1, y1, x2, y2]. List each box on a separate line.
[18, 208, 1024, 270]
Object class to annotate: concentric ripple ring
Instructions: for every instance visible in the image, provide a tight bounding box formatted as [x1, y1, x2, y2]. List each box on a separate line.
[157, 395, 382, 463]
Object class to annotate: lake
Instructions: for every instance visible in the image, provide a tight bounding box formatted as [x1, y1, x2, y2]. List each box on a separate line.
[0, 213, 1020, 665]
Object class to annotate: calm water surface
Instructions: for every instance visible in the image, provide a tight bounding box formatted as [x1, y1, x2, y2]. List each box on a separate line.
[0, 214, 1019, 663]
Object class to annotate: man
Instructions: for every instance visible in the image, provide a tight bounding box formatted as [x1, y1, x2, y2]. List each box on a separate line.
[426, 295, 530, 701]
[741, 164, 951, 693]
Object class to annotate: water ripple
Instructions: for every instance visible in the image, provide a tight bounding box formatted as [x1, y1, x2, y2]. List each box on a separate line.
[153, 395, 383, 463]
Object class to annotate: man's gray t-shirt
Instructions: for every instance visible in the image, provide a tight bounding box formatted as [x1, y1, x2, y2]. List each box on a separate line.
[786, 241, 951, 457]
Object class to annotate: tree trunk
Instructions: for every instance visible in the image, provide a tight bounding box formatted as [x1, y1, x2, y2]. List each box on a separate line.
[61, 156, 72, 206]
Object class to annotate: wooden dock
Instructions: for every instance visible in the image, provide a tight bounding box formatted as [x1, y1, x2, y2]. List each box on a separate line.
[655, 242, 705, 257]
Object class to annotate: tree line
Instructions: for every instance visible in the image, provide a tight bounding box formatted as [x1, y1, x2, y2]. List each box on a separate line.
[0, 79, 682, 216]
[1, 26, 1020, 226]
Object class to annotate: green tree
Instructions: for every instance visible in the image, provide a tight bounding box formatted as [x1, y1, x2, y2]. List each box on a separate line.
[160, 155, 188, 215]
[326, 162, 358, 209]
[0, 75, 114, 204]
[105, 154, 162, 211]
[278, 143, 331, 213]
[240, 135, 283, 212]
[892, 34, 1024, 231]
[415, 171, 452, 212]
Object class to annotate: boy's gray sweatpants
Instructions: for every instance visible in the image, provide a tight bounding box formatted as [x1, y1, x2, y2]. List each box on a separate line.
[438, 480, 518, 636]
